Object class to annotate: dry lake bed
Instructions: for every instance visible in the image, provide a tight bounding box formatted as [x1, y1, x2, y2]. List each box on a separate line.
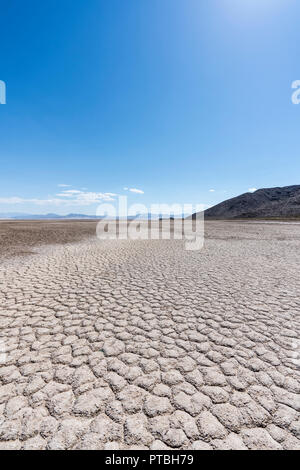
[0, 220, 299, 450]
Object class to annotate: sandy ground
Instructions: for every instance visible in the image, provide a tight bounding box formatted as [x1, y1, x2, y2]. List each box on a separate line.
[0, 220, 98, 260]
[0, 220, 299, 450]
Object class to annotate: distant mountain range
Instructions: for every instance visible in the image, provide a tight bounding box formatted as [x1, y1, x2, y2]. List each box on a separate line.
[0, 213, 102, 220]
[0, 212, 188, 220]
[191, 185, 300, 219]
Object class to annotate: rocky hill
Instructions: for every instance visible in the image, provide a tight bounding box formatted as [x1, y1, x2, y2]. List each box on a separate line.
[192, 185, 300, 219]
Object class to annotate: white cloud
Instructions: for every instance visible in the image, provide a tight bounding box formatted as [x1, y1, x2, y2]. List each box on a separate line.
[130, 188, 144, 194]
[0, 197, 67, 206]
[56, 190, 117, 204]
[58, 184, 71, 188]
[0, 190, 117, 207]
[57, 190, 82, 197]
[0, 197, 28, 204]
[209, 189, 215, 192]
[124, 188, 144, 194]
[248, 188, 257, 193]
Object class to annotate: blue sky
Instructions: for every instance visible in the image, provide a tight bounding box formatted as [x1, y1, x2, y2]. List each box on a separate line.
[0, 0, 300, 215]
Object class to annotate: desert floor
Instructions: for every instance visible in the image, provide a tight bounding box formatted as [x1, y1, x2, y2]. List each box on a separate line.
[0, 220, 299, 450]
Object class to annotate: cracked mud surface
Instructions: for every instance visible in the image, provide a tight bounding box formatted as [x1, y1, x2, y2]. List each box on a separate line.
[0, 220, 97, 260]
[0, 221, 299, 450]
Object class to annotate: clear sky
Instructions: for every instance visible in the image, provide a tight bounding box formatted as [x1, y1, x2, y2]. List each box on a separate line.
[0, 0, 300, 215]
